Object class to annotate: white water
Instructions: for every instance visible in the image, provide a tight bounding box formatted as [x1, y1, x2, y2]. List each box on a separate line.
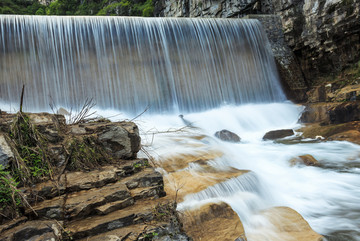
[109, 102, 360, 241]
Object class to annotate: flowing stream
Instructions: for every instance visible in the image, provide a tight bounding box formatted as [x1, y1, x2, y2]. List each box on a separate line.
[1, 15, 359, 240]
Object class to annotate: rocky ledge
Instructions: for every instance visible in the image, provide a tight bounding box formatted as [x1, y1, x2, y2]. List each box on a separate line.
[0, 111, 189, 241]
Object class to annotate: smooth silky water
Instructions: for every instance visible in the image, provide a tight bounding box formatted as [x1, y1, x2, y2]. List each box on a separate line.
[1, 15, 359, 240]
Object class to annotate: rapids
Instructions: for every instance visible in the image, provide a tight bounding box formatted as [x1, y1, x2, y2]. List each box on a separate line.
[130, 103, 360, 241]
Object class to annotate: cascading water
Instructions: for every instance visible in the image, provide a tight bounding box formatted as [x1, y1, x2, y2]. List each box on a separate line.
[0, 15, 285, 113]
[1, 15, 360, 241]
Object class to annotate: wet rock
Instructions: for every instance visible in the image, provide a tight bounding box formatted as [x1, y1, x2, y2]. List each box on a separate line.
[329, 130, 360, 144]
[164, 167, 248, 202]
[214, 129, 241, 143]
[290, 155, 320, 167]
[0, 220, 62, 241]
[98, 123, 141, 159]
[299, 103, 338, 124]
[181, 202, 247, 241]
[0, 134, 14, 167]
[247, 207, 324, 241]
[263, 129, 294, 140]
[328, 101, 360, 124]
[160, 150, 223, 172]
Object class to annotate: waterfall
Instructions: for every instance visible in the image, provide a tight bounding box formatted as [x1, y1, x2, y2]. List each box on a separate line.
[1, 14, 360, 241]
[0, 15, 285, 113]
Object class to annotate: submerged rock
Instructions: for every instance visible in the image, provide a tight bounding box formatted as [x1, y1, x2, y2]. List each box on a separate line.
[290, 155, 320, 167]
[214, 129, 241, 143]
[181, 202, 247, 241]
[247, 207, 324, 241]
[263, 129, 294, 140]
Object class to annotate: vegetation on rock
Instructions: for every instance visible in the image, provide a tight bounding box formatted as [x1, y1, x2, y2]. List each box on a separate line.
[1, 0, 154, 16]
[9, 112, 51, 184]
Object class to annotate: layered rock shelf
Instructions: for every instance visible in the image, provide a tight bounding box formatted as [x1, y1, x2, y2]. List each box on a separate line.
[0, 112, 188, 241]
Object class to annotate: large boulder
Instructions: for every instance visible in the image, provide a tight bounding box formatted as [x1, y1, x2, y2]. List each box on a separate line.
[214, 129, 241, 143]
[75, 122, 141, 160]
[263, 129, 294, 140]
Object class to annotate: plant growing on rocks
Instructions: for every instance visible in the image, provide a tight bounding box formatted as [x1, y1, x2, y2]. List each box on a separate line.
[8, 112, 52, 185]
[66, 136, 109, 171]
[0, 165, 20, 215]
[0, 165, 34, 221]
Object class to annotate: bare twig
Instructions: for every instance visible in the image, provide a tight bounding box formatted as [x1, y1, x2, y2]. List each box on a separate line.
[140, 146, 157, 168]
[143, 126, 191, 136]
[68, 98, 96, 125]
[130, 105, 150, 122]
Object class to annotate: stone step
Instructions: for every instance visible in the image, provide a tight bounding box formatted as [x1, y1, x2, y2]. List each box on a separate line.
[67, 199, 159, 240]
[0, 220, 63, 241]
[24, 159, 150, 201]
[120, 167, 163, 190]
[77, 223, 150, 241]
[131, 185, 166, 201]
[27, 182, 131, 220]
[26, 168, 165, 221]
[65, 182, 131, 220]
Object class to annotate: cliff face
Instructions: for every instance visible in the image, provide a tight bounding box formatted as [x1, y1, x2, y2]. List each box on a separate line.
[155, 0, 360, 87]
[273, 0, 360, 81]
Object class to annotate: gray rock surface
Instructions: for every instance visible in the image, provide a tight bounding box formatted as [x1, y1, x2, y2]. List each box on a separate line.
[0, 134, 13, 167]
[263, 129, 294, 140]
[214, 129, 241, 143]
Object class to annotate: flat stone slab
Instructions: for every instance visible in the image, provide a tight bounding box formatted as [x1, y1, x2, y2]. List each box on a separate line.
[263, 129, 294, 140]
[120, 168, 163, 190]
[65, 182, 130, 220]
[0, 220, 62, 241]
[67, 199, 158, 239]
